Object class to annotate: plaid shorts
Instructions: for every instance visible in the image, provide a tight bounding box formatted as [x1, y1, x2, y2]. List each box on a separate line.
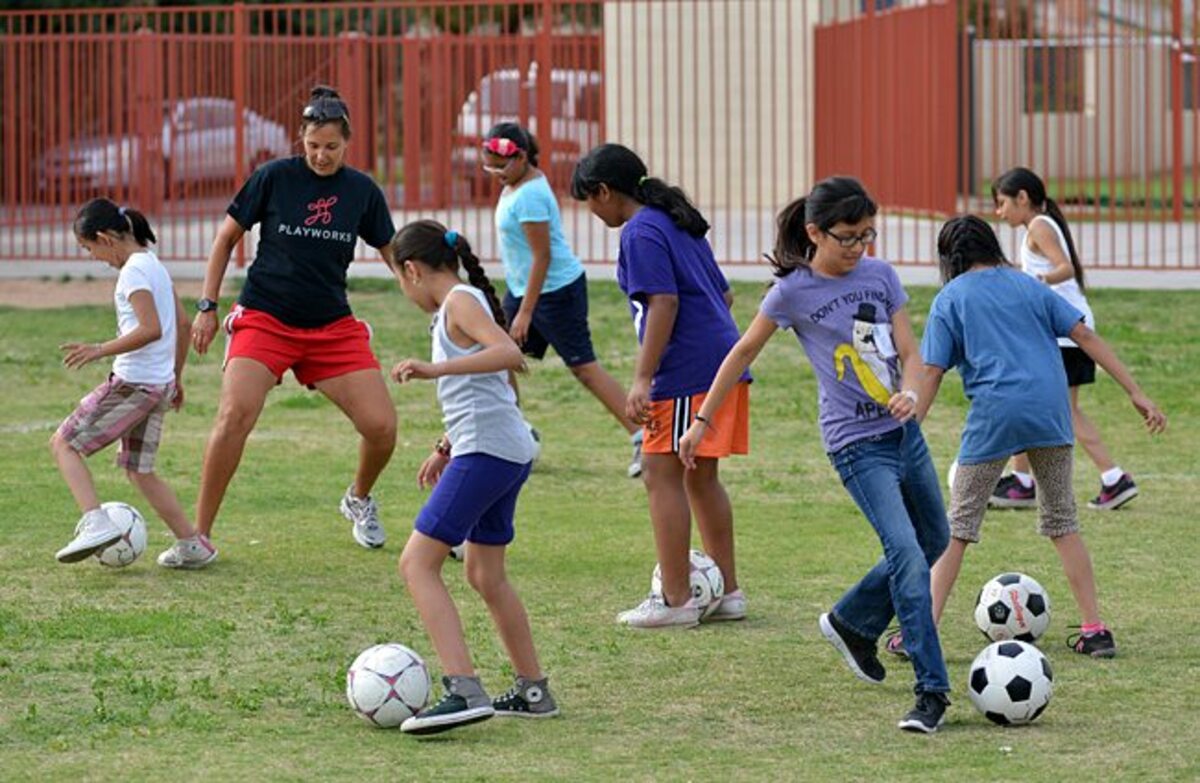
[56, 375, 174, 473]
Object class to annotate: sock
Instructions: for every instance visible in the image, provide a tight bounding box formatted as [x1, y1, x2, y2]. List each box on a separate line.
[1101, 467, 1124, 487]
[1013, 471, 1034, 489]
[1081, 622, 1107, 635]
[631, 429, 644, 445]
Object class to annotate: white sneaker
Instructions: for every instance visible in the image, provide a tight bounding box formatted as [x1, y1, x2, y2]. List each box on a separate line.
[627, 432, 644, 479]
[56, 508, 122, 563]
[340, 485, 385, 549]
[705, 589, 747, 622]
[157, 535, 218, 569]
[617, 594, 701, 629]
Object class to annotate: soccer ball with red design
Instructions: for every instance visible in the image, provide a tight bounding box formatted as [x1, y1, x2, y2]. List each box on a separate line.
[974, 572, 1051, 643]
[345, 643, 431, 728]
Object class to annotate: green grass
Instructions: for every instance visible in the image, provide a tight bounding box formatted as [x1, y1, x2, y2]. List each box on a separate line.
[1, 281, 1197, 781]
[976, 173, 1198, 210]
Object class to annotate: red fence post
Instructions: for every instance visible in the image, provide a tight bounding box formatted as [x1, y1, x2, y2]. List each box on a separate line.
[402, 40, 421, 209]
[133, 24, 164, 215]
[233, 2, 247, 266]
[336, 31, 372, 174]
[1170, 0, 1184, 222]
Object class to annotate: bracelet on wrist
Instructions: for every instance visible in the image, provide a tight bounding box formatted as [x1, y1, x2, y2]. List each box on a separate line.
[694, 414, 711, 425]
[434, 437, 451, 457]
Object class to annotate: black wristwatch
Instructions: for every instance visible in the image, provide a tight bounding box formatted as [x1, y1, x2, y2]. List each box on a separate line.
[196, 297, 219, 313]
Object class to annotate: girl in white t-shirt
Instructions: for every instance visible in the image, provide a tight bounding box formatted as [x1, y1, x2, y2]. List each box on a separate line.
[52, 198, 215, 569]
[990, 167, 1139, 512]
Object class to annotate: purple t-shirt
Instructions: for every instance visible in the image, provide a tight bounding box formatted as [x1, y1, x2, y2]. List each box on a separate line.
[760, 257, 909, 453]
[617, 207, 748, 400]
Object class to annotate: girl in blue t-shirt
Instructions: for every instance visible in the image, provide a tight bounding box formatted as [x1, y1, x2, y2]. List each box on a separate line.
[386, 220, 557, 735]
[481, 123, 643, 478]
[679, 177, 952, 734]
[892, 215, 1166, 662]
[572, 143, 747, 631]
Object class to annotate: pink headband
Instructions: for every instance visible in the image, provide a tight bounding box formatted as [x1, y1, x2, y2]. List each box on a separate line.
[482, 137, 521, 158]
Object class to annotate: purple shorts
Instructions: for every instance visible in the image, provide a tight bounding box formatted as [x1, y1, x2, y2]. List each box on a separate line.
[56, 375, 174, 473]
[415, 453, 531, 547]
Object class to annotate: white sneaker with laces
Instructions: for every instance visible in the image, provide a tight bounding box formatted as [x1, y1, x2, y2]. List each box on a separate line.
[157, 535, 218, 569]
[340, 485, 386, 549]
[617, 594, 701, 629]
[56, 508, 122, 563]
[704, 589, 747, 622]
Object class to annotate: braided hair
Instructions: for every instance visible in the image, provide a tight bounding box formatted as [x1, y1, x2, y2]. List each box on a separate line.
[936, 215, 1011, 284]
[389, 220, 507, 327]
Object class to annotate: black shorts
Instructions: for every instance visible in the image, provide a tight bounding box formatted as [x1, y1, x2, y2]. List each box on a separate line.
[1060, 346, 1096, 386]
[502, 272, 597, 368]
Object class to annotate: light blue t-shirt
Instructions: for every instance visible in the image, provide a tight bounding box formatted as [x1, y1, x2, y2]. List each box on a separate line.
[921, 266, 1085, 465]
[494, 175, 583, 298]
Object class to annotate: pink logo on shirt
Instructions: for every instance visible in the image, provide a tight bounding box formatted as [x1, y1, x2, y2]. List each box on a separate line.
[304, 196, 338, 226]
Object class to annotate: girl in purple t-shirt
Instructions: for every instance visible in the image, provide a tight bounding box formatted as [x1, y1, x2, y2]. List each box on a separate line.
[572, 143, 747, 630]
[679, 177, 952, 734]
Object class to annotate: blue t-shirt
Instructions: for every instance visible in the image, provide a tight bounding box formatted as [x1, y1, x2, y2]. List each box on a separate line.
[494, 175, 583, 298]
[760, 258, 909, 453]
[618, 207, 748, 400]
[921, 266, 1084, 464]
[229, 157, 395, 328]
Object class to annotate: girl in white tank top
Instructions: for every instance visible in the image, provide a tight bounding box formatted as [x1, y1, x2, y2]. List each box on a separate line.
[992, 167, 1141, 512]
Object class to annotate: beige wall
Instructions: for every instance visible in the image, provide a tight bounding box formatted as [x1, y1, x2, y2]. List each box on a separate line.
[973, 39, 1197, 181]
[602, 0, 818, 210]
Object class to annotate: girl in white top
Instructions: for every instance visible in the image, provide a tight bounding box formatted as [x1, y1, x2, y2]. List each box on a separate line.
[52, 198, 216, 569]
[992, 167, 1138, 511]
[386, 220, 557, 735]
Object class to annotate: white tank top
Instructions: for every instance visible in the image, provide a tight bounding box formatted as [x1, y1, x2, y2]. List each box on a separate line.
[1020, 215, 1094, 347]
[432, 284, 535, 464]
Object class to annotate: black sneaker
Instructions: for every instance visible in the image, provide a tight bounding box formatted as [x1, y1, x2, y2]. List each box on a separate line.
[819, 612, 885, 684]
[1087, 473, 1138, 511]
[989, 474, 1037, 509]
[492, 676, 560, 719]
[400, 676, 494, 735]
[1067, 628, 1118, 658]
[898, 691, 950, 734]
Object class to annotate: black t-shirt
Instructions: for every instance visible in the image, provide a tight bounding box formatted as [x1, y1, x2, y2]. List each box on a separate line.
[230, 156, 395, 328]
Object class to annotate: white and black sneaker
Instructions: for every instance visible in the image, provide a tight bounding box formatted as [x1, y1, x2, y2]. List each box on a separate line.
[492, 676, 560, 719]
[819, 612, 886, 685]
[56, 508, 122, 563]
[339, 485, 385, 549]
[898, 691, 950, 734]
[627, 431, 644, 479]
[401, 676, 494, 736]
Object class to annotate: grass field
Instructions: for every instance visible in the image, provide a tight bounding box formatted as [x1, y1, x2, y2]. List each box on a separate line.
[1, 279, 1197, 782]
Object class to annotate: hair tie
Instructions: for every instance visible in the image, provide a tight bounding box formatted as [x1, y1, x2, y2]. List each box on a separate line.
[637, 175, 649, 187]
[443, 230, 459, 249]
[118, 206, 127, 217]
[482, 137, 521, 158]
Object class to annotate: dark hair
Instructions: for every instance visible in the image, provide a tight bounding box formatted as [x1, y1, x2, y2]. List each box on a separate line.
[936, 215, 1011, 284]
[571, 143, 710, 237]
[301, 85, 351, 139]
[73, 198, 156, 247]
[991, 166, 1084, 291]
[389, 220, 506, 327]
[769, 176, 877, 277]
[484, 122, 539, 168]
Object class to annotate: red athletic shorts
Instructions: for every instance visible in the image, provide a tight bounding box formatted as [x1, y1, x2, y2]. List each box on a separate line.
[643, 382, 750, 457]
[223, 305, 379, 386]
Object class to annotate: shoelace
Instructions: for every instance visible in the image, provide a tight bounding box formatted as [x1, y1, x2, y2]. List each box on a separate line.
[1064, 625, 1104, 651]
[495, 684, 524, 708]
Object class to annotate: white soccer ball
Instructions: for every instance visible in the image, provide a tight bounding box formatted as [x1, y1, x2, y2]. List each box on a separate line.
[968, 640, 1054, 725]
[974, 572, 1052, 643]
[95, 502, 147, 568]
[346, 643, 431, 728]
[947, 460, 959, 493]
[527, 421, 541, 464]
[650, 549, 725, 619]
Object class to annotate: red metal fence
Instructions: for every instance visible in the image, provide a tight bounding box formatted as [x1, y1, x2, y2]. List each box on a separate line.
[1, 1, 1198, 271]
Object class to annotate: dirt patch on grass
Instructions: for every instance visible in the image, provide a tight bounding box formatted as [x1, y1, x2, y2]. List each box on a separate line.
[0, 279, 205, 309]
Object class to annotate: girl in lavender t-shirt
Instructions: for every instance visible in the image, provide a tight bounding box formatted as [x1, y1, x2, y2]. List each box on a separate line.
[679, 177, 952, 734]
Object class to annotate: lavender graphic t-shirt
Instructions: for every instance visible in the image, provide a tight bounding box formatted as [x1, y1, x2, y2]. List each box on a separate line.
[759, 257, 908, 453]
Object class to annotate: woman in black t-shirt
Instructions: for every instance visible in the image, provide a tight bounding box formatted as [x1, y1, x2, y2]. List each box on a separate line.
[191, 86, 397, 550]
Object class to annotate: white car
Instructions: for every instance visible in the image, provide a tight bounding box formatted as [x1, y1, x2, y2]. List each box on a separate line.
[37, 97, 291, 196]
[452, 65, 603, 192]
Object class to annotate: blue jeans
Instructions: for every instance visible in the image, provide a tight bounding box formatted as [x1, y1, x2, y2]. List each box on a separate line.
[828, 421, 951, 694]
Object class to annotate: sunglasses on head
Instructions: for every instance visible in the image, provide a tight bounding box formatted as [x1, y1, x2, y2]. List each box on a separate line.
[302, 99, 350, 125]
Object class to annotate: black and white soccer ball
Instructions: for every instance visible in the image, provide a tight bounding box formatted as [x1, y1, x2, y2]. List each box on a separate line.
[968, 640, 1054, 725]
[650, 549, 725, 619]
[94, 501, 147, 568]
[345, 643, 431, 728]
[975, 572, 1051, 642]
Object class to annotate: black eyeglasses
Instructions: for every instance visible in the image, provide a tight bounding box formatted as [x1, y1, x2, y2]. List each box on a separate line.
[302, 99, 350, 125]
[823, 227, 877, 249]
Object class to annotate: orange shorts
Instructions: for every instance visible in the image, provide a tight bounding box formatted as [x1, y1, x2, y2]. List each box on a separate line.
[223, 306, 379, 387]
[643, 382, 750, 457]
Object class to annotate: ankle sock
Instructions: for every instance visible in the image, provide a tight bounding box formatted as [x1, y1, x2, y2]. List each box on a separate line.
[1013, 471, 1034, 489]
[1081, 622, 1107, 635]
[1101, 467, 1124, 487]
